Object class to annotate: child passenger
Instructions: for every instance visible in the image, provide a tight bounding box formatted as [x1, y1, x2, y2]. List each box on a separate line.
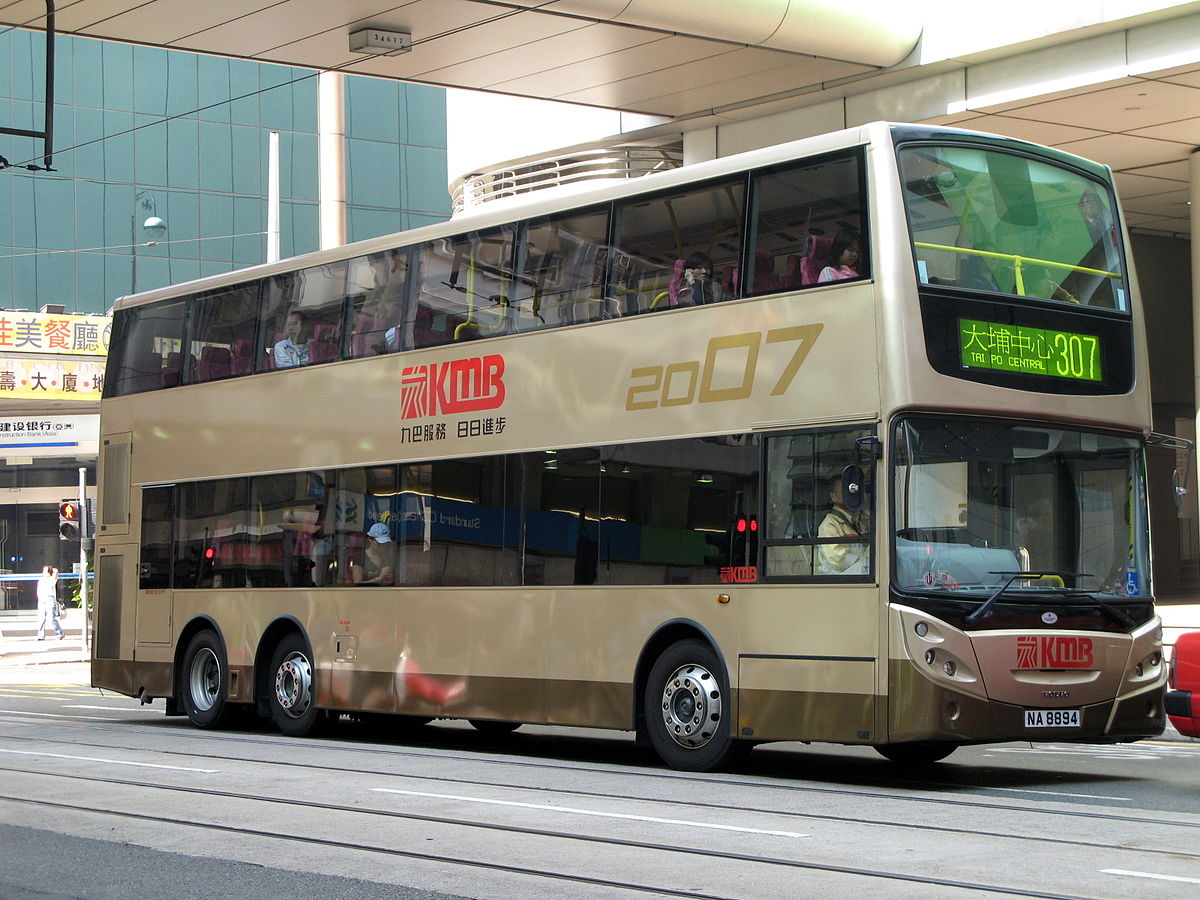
[818, 230, 862, 283]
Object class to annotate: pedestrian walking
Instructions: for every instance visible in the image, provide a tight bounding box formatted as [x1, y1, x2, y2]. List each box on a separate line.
[36, 565, 64, 640]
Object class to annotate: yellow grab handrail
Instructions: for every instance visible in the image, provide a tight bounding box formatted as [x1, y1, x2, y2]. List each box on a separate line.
[914, 241, 1120, 298]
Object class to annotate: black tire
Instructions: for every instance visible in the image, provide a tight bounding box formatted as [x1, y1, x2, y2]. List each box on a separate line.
[644, 639, 737, 772]
[875, 742, 957, 765]
[267, 632, 323, 737]
[468, 719, 522, 735]
[179, 630, 232, 729]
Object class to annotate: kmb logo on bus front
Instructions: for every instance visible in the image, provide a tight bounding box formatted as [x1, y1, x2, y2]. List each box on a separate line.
[1016, 635, 1094, 669]
[401, 354, 505, 419]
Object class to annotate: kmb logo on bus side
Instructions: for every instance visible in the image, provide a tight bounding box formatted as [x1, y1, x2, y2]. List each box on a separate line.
[1016, 635, 1094, 669]
[401, 354, 505, 420]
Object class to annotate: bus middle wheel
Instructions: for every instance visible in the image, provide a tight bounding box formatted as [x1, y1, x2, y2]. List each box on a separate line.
[268, 633, 321, 736]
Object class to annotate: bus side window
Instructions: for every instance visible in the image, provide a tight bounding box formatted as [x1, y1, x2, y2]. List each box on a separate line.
[764, 428, 873, 579]
[348, 249, 409, 356]
[187, 283, 259, 384]
[518, 209, 610, 331]
[261, 263, 348, 369]
[613, 178, 745, 314]
[751, 150, 868, 292]
[410, 228, 517, 349]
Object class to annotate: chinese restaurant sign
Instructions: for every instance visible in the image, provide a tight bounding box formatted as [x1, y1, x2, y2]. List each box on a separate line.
[0, 312, 109, 401]
[0, 312, 110, 356]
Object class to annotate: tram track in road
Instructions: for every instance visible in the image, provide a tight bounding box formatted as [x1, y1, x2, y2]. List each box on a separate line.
[0, 723, 1198, 898]
[2, 710, 1199, 849]
[0, 773, 1123, 900]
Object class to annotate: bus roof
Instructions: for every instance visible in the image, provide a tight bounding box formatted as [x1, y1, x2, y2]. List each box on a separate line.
[109, 121, 1113, 313]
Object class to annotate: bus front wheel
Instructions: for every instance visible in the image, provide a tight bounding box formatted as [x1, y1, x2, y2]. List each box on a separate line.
[268, 633, 322, 737]
[180, 630, 232, 728]
[644, 639, 736, 772]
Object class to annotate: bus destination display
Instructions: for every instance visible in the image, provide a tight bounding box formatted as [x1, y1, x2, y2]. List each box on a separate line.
[959, 318, 1102, 382]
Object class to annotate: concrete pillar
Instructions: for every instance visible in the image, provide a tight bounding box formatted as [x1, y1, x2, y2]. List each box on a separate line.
[684, 127, 718, 165]
[318, 71, 347, 251]
[1192, 150, 1200, 501]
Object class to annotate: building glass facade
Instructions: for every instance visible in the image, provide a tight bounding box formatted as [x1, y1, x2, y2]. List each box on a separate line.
[0, 30, 450, 314]
[0, 31, 449, 607]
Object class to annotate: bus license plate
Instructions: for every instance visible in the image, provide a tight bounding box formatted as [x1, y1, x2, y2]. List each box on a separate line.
[1024, 709, 1081, 728]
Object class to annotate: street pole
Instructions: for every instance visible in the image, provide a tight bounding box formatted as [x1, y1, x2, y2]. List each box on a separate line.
[78, 467, 90, 655]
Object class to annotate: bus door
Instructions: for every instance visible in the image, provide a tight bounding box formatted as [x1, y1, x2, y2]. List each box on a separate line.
[93, 544, 140, 695]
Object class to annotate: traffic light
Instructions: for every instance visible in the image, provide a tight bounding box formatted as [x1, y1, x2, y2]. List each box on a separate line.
[58, 501, 81, 540]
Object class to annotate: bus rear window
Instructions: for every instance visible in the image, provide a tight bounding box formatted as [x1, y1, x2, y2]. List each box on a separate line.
[105, 299, 187, 397]
[899, 145, 1127, 311]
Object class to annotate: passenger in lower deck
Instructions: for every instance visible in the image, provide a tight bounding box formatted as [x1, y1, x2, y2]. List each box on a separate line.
[352, 522, 397, 585]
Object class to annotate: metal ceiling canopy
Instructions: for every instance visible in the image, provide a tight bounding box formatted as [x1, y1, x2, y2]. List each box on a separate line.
[510, 0, 923, 67]
[0, 0, 921, 117]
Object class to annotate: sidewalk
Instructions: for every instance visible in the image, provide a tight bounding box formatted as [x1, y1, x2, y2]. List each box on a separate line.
[0, 611, 90, 667]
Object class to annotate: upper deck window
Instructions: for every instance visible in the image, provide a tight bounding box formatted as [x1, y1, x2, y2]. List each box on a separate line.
[409, 227, 518, 348]
[751, 151, 867, 291]
[900, 145, 1127, 311]
[262, 262, 349, 369]
[613, 177, 745, 313]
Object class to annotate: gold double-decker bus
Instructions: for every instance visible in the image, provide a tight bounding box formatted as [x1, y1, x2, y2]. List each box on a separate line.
[93, 122, 1174, 770]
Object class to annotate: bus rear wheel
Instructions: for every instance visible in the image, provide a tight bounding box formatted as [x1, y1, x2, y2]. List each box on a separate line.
[874, 742, 957, 765]
[644, 639, 736, 772]
[180, 630, 232, 728]
[268, 633, 322, 737]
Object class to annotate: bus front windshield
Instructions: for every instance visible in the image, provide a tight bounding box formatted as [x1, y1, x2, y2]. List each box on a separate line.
[900, 144, 1127, 311]
[892, 417, 1149, 600]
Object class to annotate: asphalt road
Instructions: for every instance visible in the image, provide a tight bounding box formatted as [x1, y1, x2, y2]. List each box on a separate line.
[1, 661, 1198, 899]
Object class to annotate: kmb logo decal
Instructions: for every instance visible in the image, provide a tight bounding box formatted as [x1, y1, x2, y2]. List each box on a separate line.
[402, 354, 505, 419]
[1016, 636, 1094, 669]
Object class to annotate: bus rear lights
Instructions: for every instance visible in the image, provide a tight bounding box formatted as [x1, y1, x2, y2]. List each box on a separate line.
[925, 649, 936, 665]
[945, 701, 961, 721]
[915, 622, 929, 637]
[943, 661, 957, 677]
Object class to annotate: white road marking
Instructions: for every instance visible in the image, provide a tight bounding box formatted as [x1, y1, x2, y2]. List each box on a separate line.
[372, 787, 808, 838]
[0, 709, 124, 721]
[989, 787, 1130, 801]
[62, 705, 145, 711]
[0, 747, 217, 773]
[1103, 869, 1200, 885]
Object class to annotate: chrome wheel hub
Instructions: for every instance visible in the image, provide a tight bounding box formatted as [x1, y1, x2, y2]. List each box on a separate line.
[274, 651, 313, 718]
[659, 662, 721, 749]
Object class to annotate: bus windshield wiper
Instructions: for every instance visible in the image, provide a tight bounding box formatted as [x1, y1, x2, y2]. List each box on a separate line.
[963, 571, 1091, 627]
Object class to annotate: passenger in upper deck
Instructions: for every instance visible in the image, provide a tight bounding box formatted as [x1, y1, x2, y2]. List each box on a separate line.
[669, 252, 724, 306]
[274, 310, 311, 368]
[817, 230, 862, 283]
[1056, 186, 1121, 307]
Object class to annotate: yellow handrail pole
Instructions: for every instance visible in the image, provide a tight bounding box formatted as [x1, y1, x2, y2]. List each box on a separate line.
[914, 241, 1120, 281]
[1013, 256, 1025, 295]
